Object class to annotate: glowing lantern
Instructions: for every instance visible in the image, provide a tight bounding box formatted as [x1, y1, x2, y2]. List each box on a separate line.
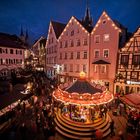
[79, 71, 86, 79]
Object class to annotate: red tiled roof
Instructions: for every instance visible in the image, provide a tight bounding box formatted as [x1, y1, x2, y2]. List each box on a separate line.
[0, 33, 25, 49]
[51, 21, 66, 39]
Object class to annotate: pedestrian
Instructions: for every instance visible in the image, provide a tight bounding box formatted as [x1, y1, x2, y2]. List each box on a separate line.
[110, 120, 115, 137]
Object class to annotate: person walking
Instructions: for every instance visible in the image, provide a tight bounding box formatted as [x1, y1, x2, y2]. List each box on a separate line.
[110, 120, 115, 137]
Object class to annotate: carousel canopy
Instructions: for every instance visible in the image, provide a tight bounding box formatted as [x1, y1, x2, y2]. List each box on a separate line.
[65, 80, 102, 94]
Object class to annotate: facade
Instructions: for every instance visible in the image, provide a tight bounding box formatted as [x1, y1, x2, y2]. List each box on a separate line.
[115, 27, 140, 95]
[90, 11, 127, 92]
[55, 6, 93, 83]
[0, 33, 25, 77]
[57, 16, 92, 83]
[45, 6, 130, 93]
[32, 36, 46, 70]
[46, 21, 65, 78]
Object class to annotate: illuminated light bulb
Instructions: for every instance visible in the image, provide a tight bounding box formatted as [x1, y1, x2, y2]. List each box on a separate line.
[112, 23, 115, 26]
[80, 96, 82, 99]
[103, 11, 106, 15]
[115, 27, 118, 30]
[107, 17, 110, 20]
[96, 24, 99, 27]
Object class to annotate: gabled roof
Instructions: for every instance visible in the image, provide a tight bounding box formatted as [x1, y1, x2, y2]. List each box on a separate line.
[121, 26, 140, 52]
[91, 11, 122, 34]
[92, 60, 111, 64]
[51, 21, 66, 39]
[0, 33, 25, 49]
[113, 20, 127, 31]
[32, 36, 46, 47]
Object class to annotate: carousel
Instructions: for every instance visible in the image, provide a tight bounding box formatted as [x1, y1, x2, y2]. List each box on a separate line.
[53, 72, 114, 140]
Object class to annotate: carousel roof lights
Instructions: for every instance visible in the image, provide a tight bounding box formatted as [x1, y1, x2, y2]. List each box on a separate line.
[53, 72, 114, 106]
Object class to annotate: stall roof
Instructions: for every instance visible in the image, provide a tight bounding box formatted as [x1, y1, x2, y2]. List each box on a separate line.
[120, 93, 140, 109]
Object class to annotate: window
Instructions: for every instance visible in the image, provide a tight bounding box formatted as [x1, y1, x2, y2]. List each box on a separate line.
[5, 49, 8, 54]
[70, 64, 73, 72]
[10, 49, 13, 54]
[65, 41, 68, 48]
[94, 65, 98, 73]
[48, 39, 51, 45]
[94, 50, 100, 58]
[77, 39, 81, 46]
[82, 64, 86, 73]
[70, 52, 73, 59]
[46, 58, 48, 64]
[71, 30, 74, 36]
[103, 34, 110, 42]
[6, 59, 8, 64]
[131, 72, 138, 79]
[20, 59, 22, 64]
[83, 38, 88, 46]
[94, 35, 100, 43]
[51, 38, 54, 43]
[60, 53, 62, 60]
[76, 52, 80, 59]
[0, 48, 2, 53]
[77, 29, 79, 33]
[83, 51, 87, 59]
[103, 49, 109, 58]
[13, 59, 15, 64]
[102, 19, 106, 24]
[64, 64, 67, 72]
[132, 55, 140, 65]
[60, 42, 62, 48]
[0, 59, 3, 64]
[121, 55, 129, 66]
[101, 65, 106, 73]
[70, 40, 74, 47]
[76, 64, 80, 72]
[64, 52, 67, 59]
[54, 45, 57, 53]
[16, 50, 18, 54]
[20, 50, 22, 55]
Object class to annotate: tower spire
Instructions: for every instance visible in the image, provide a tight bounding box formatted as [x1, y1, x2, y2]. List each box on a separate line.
[25, 29, 28, 40]
[85, 0, 90, 20]
[20, 25, 24, 36]
[82, 0, 93, 27]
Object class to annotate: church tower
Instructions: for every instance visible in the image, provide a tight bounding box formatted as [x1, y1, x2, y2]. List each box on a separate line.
[20, 26, 25, 42]
[82, 0, 93, 27]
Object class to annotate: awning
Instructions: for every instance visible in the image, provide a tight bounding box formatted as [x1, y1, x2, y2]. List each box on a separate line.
[92, 60, 110, 64]
[119, 93, 140, 109]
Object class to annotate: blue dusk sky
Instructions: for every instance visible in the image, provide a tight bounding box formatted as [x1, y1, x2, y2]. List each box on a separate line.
[0, 0, 140, 45]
